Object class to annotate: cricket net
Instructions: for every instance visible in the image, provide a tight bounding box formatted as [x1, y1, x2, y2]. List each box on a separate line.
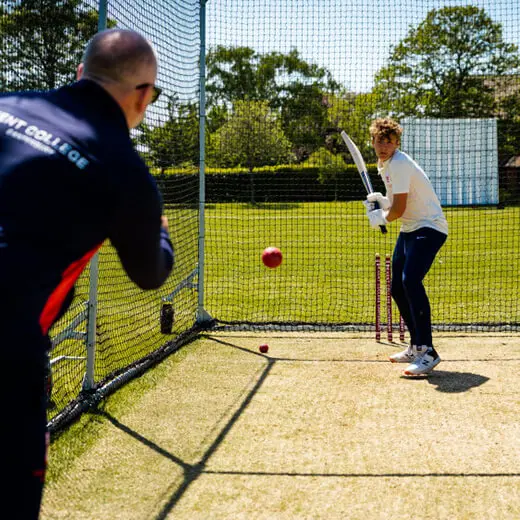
[203, 0, 520, 333]
[1, 0, 519, 435]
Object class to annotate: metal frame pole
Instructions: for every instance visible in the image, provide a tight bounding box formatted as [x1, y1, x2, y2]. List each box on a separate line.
[98, 0, 108, 31]
[83, 0, 108, 391]
[83, 253, 99, 391]
[196, 0, 212, 325]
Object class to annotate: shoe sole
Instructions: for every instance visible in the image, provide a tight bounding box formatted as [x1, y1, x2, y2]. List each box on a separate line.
[389, 358, 415, 363]
[403, 358, 441, 376]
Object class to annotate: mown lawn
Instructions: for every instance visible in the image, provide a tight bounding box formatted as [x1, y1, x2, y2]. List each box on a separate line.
[203, 202, 520, 325]
[48, 201, 519, 419]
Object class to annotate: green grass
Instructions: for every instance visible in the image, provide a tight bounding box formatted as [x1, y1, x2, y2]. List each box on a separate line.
[48, 205, 200, 420]
[47, 335, 200, 483]
[48, 201, 519, 421]
[203, 202, 520, 325]
[54, 200, 519, 345]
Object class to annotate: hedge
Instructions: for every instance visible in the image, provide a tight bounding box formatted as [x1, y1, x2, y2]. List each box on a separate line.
[153, 164, 520, 206]
[154, 164, 386, 203]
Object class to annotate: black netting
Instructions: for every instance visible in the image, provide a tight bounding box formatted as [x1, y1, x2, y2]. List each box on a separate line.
[0, 0, 201, 428]
[204, 0, 520, 332]
[2, 1, 519, 433]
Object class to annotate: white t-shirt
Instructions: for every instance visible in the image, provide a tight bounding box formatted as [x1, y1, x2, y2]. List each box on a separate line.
[378, 149, 448, 235]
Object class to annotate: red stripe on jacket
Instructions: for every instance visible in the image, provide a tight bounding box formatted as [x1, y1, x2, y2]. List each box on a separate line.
[39, 245, 101, 335]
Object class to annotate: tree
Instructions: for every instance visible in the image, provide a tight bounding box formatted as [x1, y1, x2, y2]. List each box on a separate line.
[374, 6, 520, 118]
[279, 82, 332, 162]
[0, 0, 113, 92]
[325, 91, 380, 163]
[206, 46, 340, 161]
[207, 104, 230, 134]
[206, 46, 338, 105]
[496, 89, 520, 165]
[208, 100, 293, 171]
[306, 147, 344, 183]
[208, 100, 293, 204]
[138, 96, 199, 172]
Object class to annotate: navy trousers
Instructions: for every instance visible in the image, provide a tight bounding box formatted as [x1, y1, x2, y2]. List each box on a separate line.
[391, 227, 447, 348]
[3, 348, 49, 519]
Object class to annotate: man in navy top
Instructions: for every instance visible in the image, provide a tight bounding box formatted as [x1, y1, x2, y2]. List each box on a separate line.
[0, 29, 174, 518]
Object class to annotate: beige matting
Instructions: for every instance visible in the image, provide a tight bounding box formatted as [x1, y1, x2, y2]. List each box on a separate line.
[41, 332, 520, 519]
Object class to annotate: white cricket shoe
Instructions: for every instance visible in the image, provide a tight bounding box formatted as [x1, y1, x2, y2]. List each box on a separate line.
[389, 344, 417, 363]
[403, 346, 441, 376]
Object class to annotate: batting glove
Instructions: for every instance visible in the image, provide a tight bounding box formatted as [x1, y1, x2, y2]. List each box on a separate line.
[367, 208, 388, 229]
[367, 192, 391, 210]
[362, 199, 375, 212]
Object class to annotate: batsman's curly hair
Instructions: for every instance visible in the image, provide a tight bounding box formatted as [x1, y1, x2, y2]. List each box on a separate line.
[369, 118, 403, 142]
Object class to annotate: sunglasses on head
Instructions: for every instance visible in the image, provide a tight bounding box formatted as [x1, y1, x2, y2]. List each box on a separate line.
[135, 83, 162, 104]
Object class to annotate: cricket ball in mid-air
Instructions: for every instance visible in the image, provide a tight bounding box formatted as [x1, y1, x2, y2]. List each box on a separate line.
[259, 344, 269, 353]
[262, 247, 283, 268]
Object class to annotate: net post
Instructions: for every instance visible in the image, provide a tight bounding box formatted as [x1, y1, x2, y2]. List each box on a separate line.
[97, 0, 108, 31]
[83, 253, 98, 392]
[196, 0, 212, 326]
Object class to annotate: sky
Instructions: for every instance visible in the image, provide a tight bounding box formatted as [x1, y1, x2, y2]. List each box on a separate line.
[107, 0, 201, 113]
[109, 0, 519, 125]
[205, 0, 520, 93]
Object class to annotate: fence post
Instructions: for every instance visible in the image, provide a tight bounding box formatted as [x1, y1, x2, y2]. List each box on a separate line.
[83, 253, 99, 391]
[98, 0, 108, 31]
[82, 0, 108, 392]
[196, 0, 212, 325]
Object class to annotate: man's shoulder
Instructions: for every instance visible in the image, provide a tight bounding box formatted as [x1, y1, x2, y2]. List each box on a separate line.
[0, 89, 52, 110]
[0, 86, 88, 126]
[0, 85, 146, 177]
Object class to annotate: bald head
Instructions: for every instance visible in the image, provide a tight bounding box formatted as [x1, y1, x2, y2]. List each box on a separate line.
[78, 29, 160, 129]
[82, 29, 157, 86]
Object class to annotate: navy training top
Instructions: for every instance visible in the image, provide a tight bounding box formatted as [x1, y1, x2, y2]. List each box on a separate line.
[0, 80, 174, 353]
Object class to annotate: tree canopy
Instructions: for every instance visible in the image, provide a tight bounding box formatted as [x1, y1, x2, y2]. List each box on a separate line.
[138, 96, 199, 173]
[206, 46, 340, 161]
[4, 2, 517, 171]
[374, 5, 520, 118]
[207, 100, 293, 171]
[206, 45, 339, 107]
[0, 0, 109, 91]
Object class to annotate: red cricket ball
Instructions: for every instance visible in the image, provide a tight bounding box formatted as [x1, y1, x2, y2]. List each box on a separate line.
[259, 344, 269, 353]
[262, 246, 283, 268]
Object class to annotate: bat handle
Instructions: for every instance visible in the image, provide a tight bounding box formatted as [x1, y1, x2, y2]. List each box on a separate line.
[373, 200, 388, 234]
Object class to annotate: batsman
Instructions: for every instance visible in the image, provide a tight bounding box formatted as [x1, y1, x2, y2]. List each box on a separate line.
[364, 118, 448, 376]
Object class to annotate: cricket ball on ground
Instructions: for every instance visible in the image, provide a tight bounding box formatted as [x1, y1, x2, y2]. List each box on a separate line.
[259, 344, 269, 353]
[262, 247, 282, 268]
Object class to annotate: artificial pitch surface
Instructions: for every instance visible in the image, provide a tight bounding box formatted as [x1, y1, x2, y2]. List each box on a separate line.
[42, 332, 519, 519]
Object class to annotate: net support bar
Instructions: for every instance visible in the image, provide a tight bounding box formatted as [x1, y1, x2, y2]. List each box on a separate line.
[196, 0, 213, 325]
[83, 253, 99, 392]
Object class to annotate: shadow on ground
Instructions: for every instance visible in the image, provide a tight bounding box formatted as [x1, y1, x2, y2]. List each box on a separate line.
[426, 370, 490, 393]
